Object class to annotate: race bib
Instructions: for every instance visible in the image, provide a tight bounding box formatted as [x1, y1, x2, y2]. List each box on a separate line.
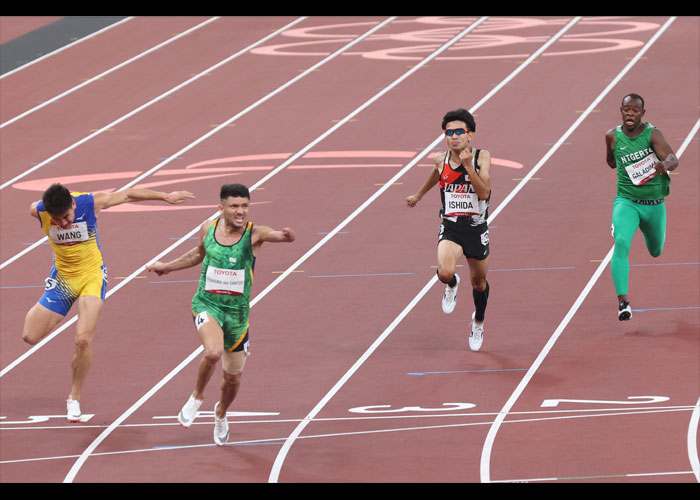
[624, 153, 658, 186]
[205, 266, 245, 295]
[48, 221, 89, 245]
[444, 190, 479, 217]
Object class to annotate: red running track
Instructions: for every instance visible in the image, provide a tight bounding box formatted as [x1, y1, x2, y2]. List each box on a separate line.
[0, 16, 698, 483]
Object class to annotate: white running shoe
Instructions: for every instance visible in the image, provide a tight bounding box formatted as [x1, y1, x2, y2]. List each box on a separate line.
[469, 312, 484, 351]
[442, 274, 460, 314]
[178, 394, 203, 428]
[213, 401, 229, 446]
[66, 398, 82, 422]
[618, 301, 633, 321]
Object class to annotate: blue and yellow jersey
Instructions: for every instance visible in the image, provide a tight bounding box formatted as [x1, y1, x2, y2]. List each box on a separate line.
[36, 192, 104, 276]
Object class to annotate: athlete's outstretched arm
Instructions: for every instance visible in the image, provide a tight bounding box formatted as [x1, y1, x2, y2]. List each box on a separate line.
[253, 226, 296, 244]
[94, 188, 195, 213]
[147, 221, 208, 276]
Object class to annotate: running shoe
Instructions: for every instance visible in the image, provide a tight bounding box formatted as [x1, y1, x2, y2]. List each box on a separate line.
[66, 398, 81, 423]
[442, 274, 460, 314]
[618, 300, 633, 321]
[213, 401, 229, 446]
[469, 312, 484, 351]
[178, 394, 203, 428]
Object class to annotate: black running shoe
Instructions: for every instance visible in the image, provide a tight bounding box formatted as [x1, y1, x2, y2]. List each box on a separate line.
[618, 301, 632, 321]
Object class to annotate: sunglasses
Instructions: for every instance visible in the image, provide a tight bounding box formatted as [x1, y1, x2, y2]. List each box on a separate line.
[444, 128, 469, 137]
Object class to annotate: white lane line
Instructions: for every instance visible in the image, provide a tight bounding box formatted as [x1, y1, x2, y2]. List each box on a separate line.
[6, 406, 693, 466]
[0, 17, 308, 267]
[0, 18, 220, 128]
[0, 17, 133, 79]
[0, 17, 394, 378]
[481, 21, 696, 483]
[689, 396, 700, 482]
[0, 17, 307, 192]
[60, 16, 488, 484]
[266, 16, 583, 484]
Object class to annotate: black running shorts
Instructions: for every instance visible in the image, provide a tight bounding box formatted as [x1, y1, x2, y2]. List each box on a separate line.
[438, 218, 490, 260]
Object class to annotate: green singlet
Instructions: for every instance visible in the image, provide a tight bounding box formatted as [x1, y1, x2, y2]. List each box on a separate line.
[613, 122, 670, 201]
[191, 220, 255, 351]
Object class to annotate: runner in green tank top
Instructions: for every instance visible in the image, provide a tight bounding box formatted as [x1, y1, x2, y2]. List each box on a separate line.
[147, 183, 295, 445]
[605, 93, 679, 321]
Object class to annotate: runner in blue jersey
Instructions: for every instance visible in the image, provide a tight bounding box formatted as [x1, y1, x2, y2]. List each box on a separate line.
[23, 183, 194, 421]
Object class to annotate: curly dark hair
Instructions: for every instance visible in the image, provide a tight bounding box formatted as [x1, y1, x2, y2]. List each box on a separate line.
[442, 108, 476, 133]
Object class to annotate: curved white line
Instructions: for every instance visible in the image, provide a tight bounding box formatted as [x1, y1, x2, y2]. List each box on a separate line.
[689, 396, 700, 482]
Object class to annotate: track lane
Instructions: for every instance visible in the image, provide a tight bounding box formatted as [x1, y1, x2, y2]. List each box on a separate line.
[0, 17, 207, 122]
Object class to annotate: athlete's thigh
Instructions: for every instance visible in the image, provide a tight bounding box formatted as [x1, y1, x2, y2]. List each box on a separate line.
[75, 295, 104, 338]
[437, 238, 463, 273]
[639, 203, 666, 256]
[22, 302, 65, 344]
[194, 310, 225, 352]
[611, 197, 640, 242]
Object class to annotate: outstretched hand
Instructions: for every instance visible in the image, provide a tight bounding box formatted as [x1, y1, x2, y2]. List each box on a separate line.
[146, 261, 169, 276]
[164, 191, 196, 204]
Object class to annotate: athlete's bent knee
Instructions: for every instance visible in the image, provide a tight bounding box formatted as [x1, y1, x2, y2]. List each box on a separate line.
[21, 332, 38, 346]
[437, 266, 454, 284]
[222, 371, 241, 385]
[471, 278, 487, 291]
[74, 333, 93, 352]
[203, 348, 223, 364]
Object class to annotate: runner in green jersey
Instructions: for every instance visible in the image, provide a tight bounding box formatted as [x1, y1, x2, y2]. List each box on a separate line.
[147, 183, 295, 445]
[605, 93, 679, 321]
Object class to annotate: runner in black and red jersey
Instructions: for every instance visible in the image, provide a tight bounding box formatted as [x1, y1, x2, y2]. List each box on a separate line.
[406, 108, 492, 351]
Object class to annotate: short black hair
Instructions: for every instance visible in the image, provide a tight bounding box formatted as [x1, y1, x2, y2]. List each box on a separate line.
[442, 108, 476, 132]
[220, 183, 250, 201]
[622, 93, 645, 109]
[42, 183, 73, 215]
